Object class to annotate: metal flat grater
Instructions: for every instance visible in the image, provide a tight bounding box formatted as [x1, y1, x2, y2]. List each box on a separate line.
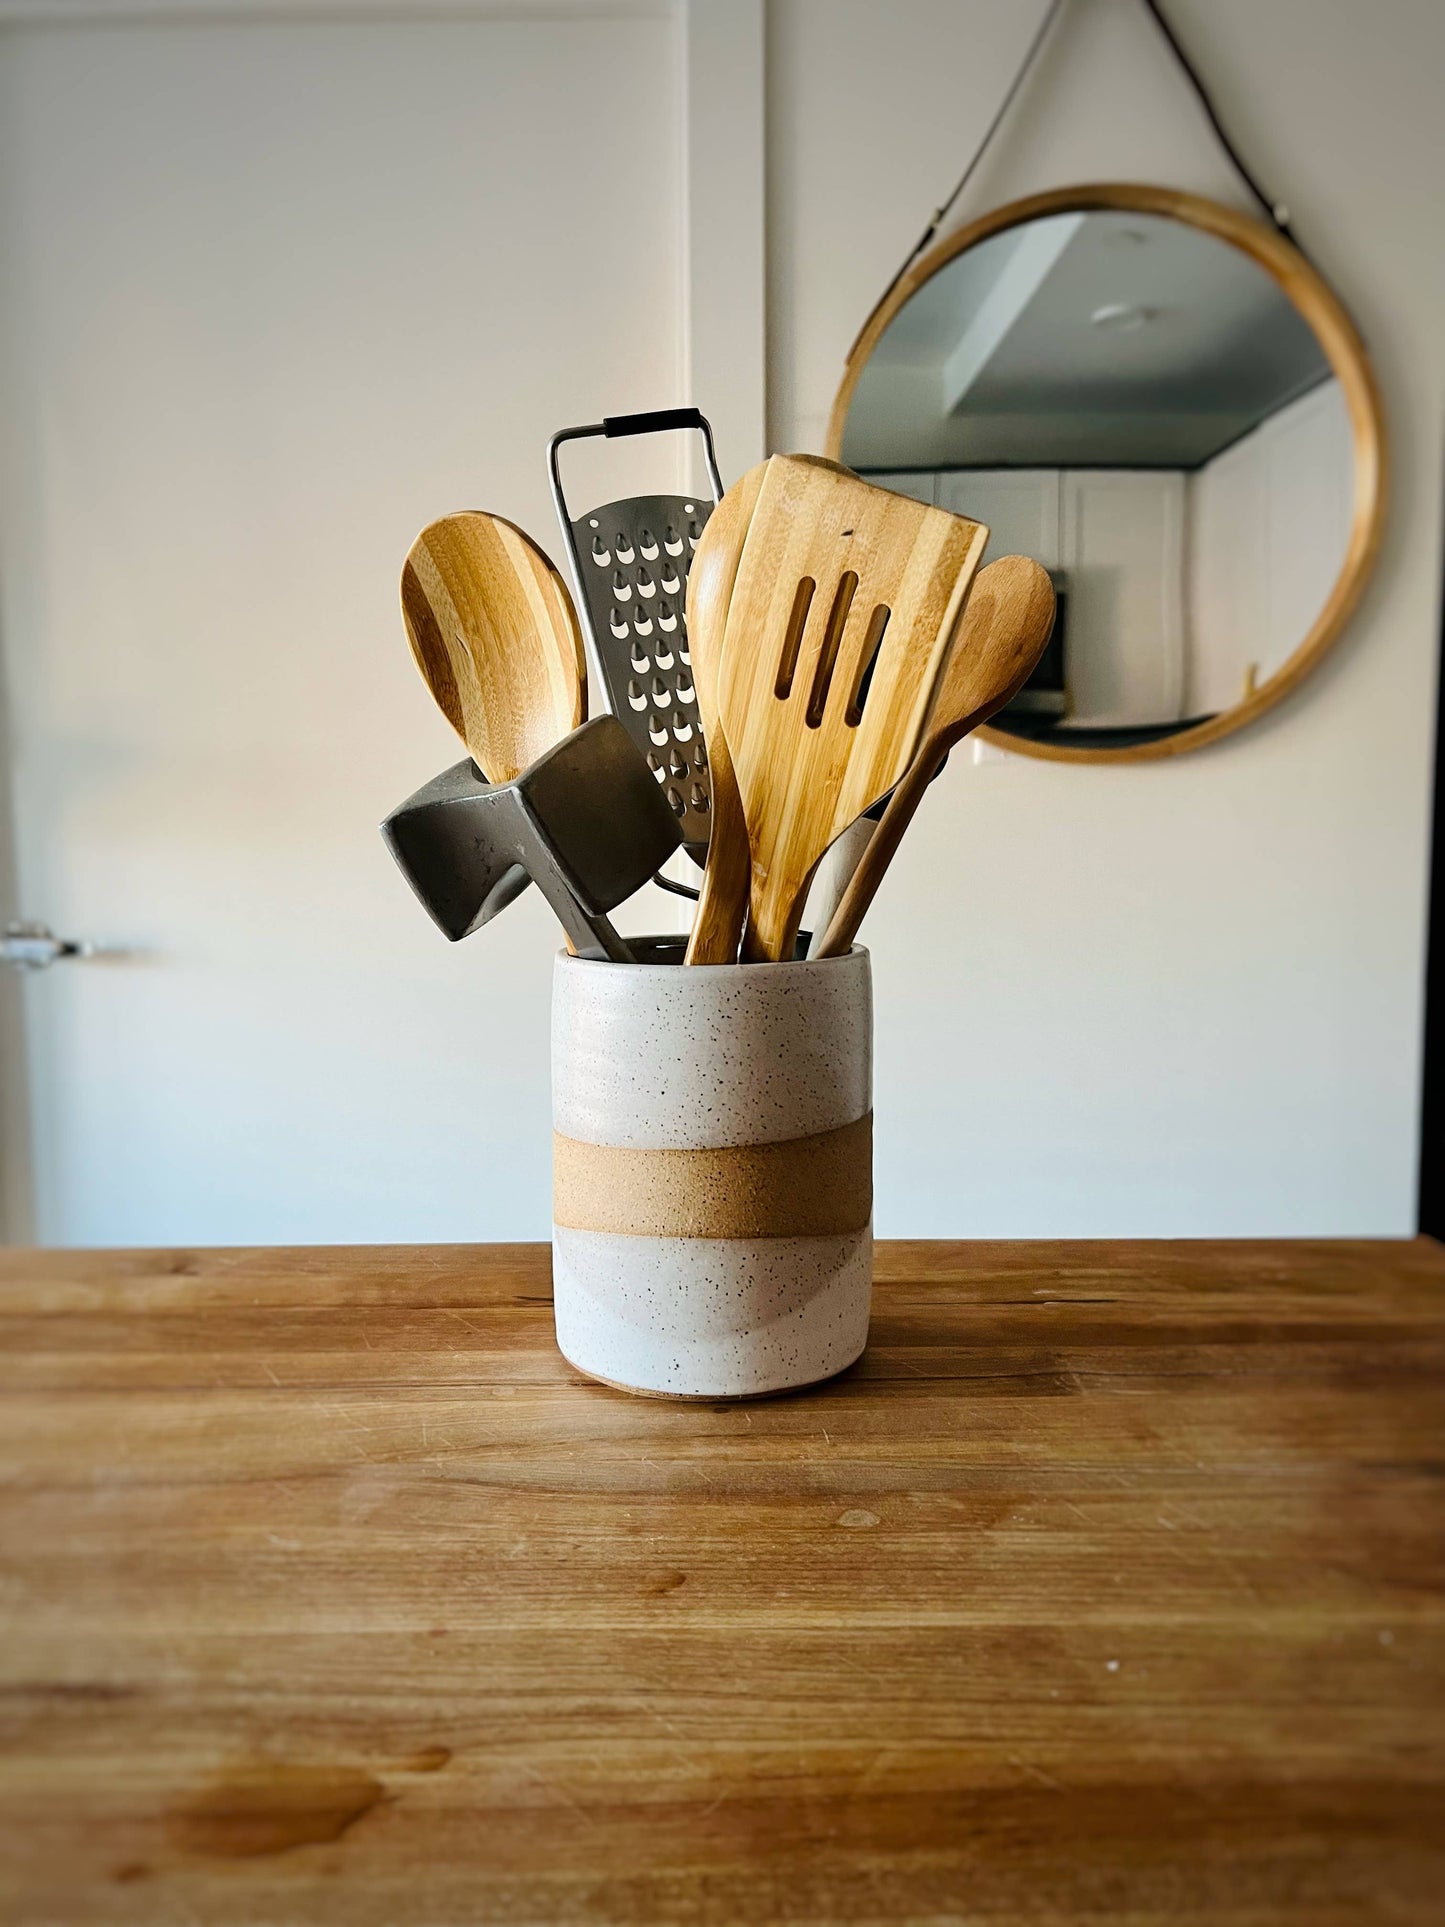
[547, 408, 724, 868]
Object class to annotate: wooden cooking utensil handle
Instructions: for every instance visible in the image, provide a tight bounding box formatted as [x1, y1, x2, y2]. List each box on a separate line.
[809, 748, 939, 962]
[684, 463, 768, 965]
[741, 868, 808, 966]
[685, 735, 749, 964]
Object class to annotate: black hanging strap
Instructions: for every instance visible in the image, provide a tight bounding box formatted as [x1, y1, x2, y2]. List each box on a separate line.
[851, 0, 1305, 360]
[1136, 0, 1300, 248]
[852, 0, 1070, 350]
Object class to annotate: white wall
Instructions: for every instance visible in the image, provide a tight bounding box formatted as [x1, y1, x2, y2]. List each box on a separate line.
[768, 0, 1443, 1233]
[0, 0, 766, 1249]
[0, 5, 691, 1246]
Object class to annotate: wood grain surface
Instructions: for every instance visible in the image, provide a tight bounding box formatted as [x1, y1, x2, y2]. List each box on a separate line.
[1, 1238, 1442, 1924]
[713, 455, 988, 963]
[682, 458, 765, 966]
[813, 554, 1056, 960]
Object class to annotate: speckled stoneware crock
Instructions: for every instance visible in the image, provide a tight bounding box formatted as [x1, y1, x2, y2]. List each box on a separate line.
[551, 944, 873, 1398]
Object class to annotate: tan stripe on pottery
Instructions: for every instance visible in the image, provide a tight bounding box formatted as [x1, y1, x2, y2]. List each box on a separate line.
[554, 1114, 872, 1239]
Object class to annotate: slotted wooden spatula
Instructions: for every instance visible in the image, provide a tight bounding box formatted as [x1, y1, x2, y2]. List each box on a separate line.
[712, 455, 989, 963]
[401, 511, 586, 780]
[812, 553, 1056, 959]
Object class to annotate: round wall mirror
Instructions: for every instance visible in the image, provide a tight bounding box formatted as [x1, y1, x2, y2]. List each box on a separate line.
[827, 185, 1385, 761]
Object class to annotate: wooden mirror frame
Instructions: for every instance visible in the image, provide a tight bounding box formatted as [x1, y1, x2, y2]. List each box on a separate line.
[825, 183, 1387, 763]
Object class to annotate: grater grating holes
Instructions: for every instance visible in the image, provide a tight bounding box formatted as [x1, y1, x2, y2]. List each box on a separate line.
[566, 491, 713, 861]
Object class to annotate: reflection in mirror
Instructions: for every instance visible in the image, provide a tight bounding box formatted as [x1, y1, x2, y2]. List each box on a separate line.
[840, 210, 1353, 750]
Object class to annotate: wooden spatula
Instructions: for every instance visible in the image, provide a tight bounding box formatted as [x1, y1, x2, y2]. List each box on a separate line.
[401, 511, 586, 780]
[712, 455, 989, 963]
[812, 554, 1056, 960]
[683, 462, 766, 965]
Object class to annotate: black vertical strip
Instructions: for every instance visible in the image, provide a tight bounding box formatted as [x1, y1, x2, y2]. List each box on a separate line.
[775, 578, 816, 698]
[1420, 538, 1445, 1239]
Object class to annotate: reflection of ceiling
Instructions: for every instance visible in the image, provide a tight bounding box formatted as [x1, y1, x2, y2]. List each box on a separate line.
[842, 211, 1332, 469]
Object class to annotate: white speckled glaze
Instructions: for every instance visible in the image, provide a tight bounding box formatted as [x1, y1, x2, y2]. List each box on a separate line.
[551, 945, 873, 1398]
[553, 1230, 871, 1398]
[552, 944, 871, 1148]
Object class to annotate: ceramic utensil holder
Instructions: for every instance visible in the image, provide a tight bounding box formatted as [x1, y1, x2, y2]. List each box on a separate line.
[551, 944, 873, 1398]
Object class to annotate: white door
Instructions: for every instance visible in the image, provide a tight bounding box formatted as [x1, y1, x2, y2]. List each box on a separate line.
[0, 3, 761, 1244]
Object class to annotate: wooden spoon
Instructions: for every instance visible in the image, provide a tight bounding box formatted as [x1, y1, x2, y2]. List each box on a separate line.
[713, 454, 989, 963]
[401, 512, 586, 781]
[812, 554, 1055, 959]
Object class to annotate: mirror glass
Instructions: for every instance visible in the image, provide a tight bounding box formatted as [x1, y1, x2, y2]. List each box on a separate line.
[838, 208, 1355, 751]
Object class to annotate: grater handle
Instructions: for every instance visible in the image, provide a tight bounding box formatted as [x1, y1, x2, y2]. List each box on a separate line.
[600, 407, 704, 439]
[547, 408, 724, 517]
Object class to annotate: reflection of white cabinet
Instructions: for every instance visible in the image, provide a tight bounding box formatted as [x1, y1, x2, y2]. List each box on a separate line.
[871, 395, 1345, 731]
[936, 470, 1060, 569]
[1186, 380, 1350, 715]
[1061, 471, 1184, 725]
[933, 467, 1184, 726]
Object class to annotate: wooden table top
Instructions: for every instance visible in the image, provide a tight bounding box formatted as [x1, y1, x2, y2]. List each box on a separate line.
[1, 1238, 1442, 1924]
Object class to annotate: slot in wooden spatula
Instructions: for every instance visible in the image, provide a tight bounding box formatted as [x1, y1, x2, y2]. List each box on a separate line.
[710, 455, 989, 963]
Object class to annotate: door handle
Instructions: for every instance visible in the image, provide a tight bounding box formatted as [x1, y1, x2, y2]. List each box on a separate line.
[1, 920, 97, 971]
